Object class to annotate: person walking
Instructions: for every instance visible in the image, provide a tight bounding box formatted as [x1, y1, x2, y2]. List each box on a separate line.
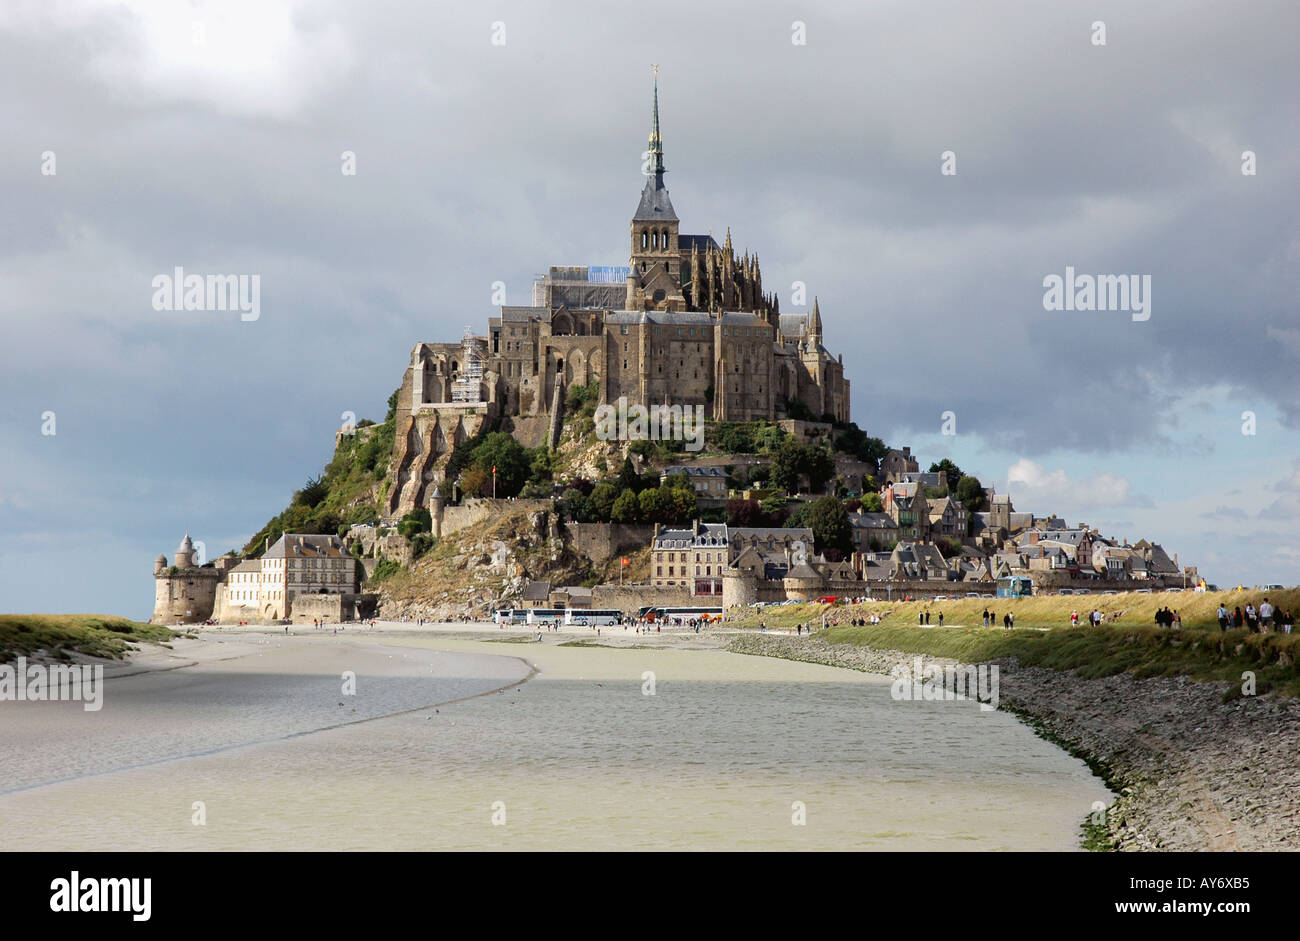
[1002, 612, 1010, 629]
[1245, 602, 1258, 632]
[982, 609, 990, 628]
[1071, 610, 1079, 627]
[1260, 598, 1274, 631]
[938, 612, 944, 627]
[1217, 603, 1229, 631]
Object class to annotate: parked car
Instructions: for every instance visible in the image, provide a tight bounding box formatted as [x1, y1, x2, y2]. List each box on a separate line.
[1101, 590, 1119, 595]
[964, 592, 981, 598]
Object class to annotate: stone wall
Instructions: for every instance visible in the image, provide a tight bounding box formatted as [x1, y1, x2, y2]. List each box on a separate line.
[567, 522, 655, 564]
[289, 592, 380, 624]
[1029, 571, 1184, 592]
[439, 498, 552, 540]
[153, 568, 221, 623]
[591, 583, 698, 612]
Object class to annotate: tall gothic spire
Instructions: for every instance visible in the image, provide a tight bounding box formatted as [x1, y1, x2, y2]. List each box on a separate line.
[633, 67, 676, 223]
[649, 66, 664, 176]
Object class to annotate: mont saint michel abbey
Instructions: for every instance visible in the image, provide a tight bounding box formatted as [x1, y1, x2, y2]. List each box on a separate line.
[387, 78, 851, 516]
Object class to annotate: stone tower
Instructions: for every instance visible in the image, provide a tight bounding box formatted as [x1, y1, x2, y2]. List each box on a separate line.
[626, 71, 685, 311]
[152, 533, 220, 624]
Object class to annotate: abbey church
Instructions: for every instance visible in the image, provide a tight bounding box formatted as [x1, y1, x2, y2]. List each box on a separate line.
[386, 77, 851, 517]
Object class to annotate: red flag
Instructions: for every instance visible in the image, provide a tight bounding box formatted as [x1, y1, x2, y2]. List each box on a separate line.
[621, 557, 629, 566]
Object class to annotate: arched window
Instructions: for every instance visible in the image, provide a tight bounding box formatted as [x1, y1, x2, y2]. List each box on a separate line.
[651, 231, 658, 249]
[641, 231, 648, 250]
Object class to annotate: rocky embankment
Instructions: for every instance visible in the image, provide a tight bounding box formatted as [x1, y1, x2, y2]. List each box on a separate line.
[727, 633, 1300, 851]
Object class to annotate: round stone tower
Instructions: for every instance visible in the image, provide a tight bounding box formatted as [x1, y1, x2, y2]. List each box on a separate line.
[430, 485, 446, 538]
[174, 533, 195, 569]
[152, 533, 220, 624]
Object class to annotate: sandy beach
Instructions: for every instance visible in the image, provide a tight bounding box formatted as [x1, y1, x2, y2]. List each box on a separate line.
[0, 624, 1112, 850]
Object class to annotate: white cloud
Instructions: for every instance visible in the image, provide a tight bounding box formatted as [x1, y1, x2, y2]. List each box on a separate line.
[1006, 459, 1142, 512]
[1, 0, 353, 119]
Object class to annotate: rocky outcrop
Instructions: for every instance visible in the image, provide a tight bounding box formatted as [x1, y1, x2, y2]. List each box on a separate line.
[726, 633, 1300, 851]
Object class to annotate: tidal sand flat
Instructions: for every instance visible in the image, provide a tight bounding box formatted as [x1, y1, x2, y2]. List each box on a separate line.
[0, 633, 1111, 850]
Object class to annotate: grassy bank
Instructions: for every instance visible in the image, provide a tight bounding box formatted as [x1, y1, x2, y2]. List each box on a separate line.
[730, 587, 1300, 634]
[727, 590, 1300, 696]
[0, 615, 177, 662]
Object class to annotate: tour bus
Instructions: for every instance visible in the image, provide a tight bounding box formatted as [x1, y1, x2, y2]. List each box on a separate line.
[493, 608, 623, 627]
[640, 605, 723, 624]
[564, 609, 622, 627]
[492, 608, 566, 626]
[995, 576, 1034, 599]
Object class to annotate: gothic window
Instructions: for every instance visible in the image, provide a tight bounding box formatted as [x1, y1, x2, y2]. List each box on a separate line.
[651, 231, 658, 249]
[641, 231, 648, 250]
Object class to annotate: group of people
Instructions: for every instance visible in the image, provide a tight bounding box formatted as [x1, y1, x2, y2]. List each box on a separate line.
[980, 609, 1014, 629]
[1070, 609, 1106, 627]
[1216, 599, 1293, 633]
[1153, 607, 1182, 629]
[845, 614, 883, 626]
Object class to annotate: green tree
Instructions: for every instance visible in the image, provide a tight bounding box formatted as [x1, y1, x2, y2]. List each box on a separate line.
[802, 495, 853, 556]
[955, 474, 987, 513]
[859, 492, 883, 513]
[770, 438, 804, 494]
[929, 459, 965, 493]
[397, 508, 431, 538]
[560, 488, 597, 523]
[590, 482, 618, 520]
[754, 424, 790, 454]
[665, 484, 697, 522]
[611, 489, 641, 523]
[638, 487, 669, 523]
[804, 446, 836, 493]
[471, 431, 531, 497]
[616, 457, 641, 493]
[295, 475, 329, 509]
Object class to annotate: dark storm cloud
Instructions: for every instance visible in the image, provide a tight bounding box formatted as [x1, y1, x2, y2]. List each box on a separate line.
[1, 0, 1297, 610]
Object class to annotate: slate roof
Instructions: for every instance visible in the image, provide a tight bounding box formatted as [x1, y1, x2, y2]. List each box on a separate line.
[851, 512, 897, 530]
[680, 234, 719, 254]
[264, 534, 349, 559]
[633, 175, 677, 222]
[662, 465, 726, 479]
[522, 580, 551, 602]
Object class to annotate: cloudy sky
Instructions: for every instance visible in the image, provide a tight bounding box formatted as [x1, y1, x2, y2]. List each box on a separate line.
[2, 0, 1297, 618]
